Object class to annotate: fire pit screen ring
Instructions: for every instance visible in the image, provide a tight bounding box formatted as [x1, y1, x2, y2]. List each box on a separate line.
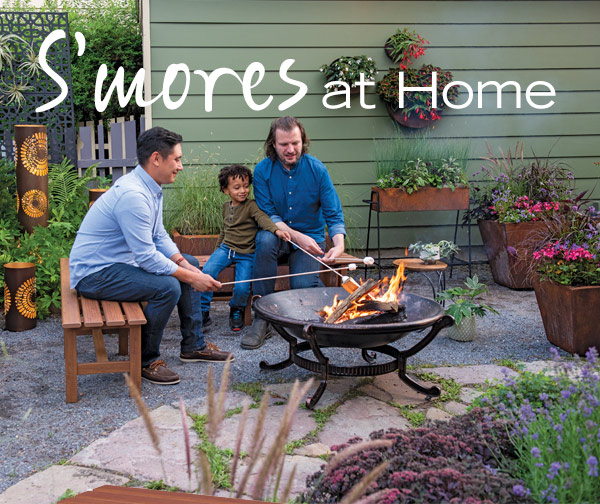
[253, 287, 454, 409]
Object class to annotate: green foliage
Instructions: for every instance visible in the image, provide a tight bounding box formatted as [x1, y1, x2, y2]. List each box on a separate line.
[319, 55, 377, 89]
[436, 275, 499, 325]
[389, 403, 426, 427]
[408, 240, 459, 262]
[1, 159, 100, 318]
[384, 28, 428, 67]
[2, 0, 142, 124]
[144, 480, 179, 492]
[56, 489, 76, 502]
[231, 381, 264, 403]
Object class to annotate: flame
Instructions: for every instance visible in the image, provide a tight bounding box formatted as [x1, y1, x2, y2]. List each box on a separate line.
[321, 263, 406, 323]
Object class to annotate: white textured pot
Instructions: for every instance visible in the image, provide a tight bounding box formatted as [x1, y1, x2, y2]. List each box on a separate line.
[447, 316, 477, 342]
[420, 246, 440, 264]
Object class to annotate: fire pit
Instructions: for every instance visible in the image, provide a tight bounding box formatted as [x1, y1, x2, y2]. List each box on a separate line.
[254, 286, 453, 408]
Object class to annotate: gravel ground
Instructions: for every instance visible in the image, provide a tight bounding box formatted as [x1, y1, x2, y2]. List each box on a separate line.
[0, 263, 566, 493]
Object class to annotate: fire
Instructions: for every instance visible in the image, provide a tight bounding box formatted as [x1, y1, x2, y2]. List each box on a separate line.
[321, 263, 406, 323]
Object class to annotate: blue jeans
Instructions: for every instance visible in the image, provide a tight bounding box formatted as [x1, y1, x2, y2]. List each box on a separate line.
[200, 243, 254, 312]
[253, 230, 325, 297]
[75, 253, 205, 367]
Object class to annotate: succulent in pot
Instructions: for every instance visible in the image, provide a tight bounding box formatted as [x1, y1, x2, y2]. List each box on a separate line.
[409, 240, 460, 264]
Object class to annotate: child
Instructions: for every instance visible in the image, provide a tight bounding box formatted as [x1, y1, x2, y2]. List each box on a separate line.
[200, 164, 290, 331]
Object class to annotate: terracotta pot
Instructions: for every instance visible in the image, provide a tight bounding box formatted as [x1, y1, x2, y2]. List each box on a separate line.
[15, 125, 49, 233]
[384, 102, 440, 129]
[171, 230, 220, 256]
[4, 262, 36, 331]
[478, 220, 545, 289]
[370, 185, 469, 213]
[533, 277, 600, 356]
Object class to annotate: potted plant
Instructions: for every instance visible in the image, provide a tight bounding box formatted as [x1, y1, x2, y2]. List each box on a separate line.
[436, 275, 498, 342]
[371, 134, 470, 212]
[376, 64, 459, 128]
[320, 55, 377, 95]
[163, 159, 228, 256]
[469, 142, 574, 289]
[88, 174, 111, 206]
[384, 28, 429, 69]
[408, 240, 459, 264]
[531, 201, 600, 355]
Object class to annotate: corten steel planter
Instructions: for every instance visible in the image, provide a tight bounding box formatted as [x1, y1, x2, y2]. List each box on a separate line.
[88, 188, 108, 207]
[384, 102, 441, 129]
[4, 262, 36, 331]
[370, 185, 469, 213]
[171, 230, 220, 256]
[15, 125, 49, 233]
[533, 278, 600, 356]
[478, 219, 545, 290]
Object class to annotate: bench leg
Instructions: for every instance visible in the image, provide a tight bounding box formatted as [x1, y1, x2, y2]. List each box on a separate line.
[118, 328, 128, 356]
[244, 302, 252, 326]
[128, 326, 142, 396]
[64, 328, 78, 403]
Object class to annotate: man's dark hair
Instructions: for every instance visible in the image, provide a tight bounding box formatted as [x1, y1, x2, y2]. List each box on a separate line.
[136, 127, 183, 166]
[218, 164, 253, 192]
[264, 116, 310, 161]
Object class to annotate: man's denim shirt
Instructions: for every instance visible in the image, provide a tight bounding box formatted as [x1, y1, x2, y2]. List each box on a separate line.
[69, 165, 179, 289]
[253, 154, 346, 244]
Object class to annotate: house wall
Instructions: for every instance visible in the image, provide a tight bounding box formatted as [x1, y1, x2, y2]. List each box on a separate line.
[147, 0, 600, 249]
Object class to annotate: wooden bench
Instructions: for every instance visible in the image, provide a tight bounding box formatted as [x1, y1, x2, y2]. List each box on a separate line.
[195, 252, 360, 325]
[63, 484, 262, 503]
[60, 258, 146, 403]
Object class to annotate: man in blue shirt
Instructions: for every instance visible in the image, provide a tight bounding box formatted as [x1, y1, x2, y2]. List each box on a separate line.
[242, 116, 346, 349]
[69, 127, 233, 385]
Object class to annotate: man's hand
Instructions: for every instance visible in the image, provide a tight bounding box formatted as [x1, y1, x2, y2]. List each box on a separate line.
[322, 233, 345, 263]
[188, 271, 222, 292]
[275, 229, 291, 242]
[292, 232, 324, 256]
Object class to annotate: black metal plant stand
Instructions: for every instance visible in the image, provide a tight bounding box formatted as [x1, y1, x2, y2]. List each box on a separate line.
[260, 315, 453, 409]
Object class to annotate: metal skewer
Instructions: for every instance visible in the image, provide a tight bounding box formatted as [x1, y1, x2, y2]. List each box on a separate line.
[219, 265, 354, 286]
[288, 239, 345, 279]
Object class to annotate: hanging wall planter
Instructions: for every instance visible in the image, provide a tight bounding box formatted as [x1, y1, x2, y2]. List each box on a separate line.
[384, 102, 441, 129]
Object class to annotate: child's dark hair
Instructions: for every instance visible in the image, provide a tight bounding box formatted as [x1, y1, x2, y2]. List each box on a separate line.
[218, 164, 253, 191]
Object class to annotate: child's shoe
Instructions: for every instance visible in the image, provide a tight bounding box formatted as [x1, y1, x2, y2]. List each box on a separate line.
[229, 307, 244, 331]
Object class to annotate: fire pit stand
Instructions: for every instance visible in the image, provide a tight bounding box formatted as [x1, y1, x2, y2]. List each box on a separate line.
[254, 288, 454, 409]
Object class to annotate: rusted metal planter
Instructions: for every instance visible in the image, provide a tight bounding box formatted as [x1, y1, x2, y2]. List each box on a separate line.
[384, 102, 440, 129]
[478, 219, 546, 289]
[171, 229, 220, 256]
[533, 278, 600, 356]
[370, 185, 469, 212]
[88, 188, 108, 207]
[4, 262, 36, 331]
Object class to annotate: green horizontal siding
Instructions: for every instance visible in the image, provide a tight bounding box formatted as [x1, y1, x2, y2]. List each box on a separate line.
[149, 0, 600, 250]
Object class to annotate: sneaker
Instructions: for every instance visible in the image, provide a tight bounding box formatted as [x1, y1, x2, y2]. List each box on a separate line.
[240, 317, 273, 350]
[229, 307, 244, 331]
[180, 342, 234, 363]
[142, 359, 180, 385]
[202, 311, 212, 328]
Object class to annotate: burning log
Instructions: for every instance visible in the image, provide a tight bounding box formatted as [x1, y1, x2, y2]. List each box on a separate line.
[356, 300, 399, 313]
[324, 279, 379, 324]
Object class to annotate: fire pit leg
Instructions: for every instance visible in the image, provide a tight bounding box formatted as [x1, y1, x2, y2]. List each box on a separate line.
[259, 323, 297, 371]
[304, 324, 329, 409]
[397, 359, 441, 399]
[361, 349, 377, 364]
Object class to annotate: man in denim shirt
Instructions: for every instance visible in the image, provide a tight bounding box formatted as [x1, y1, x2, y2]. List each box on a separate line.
[69, 127, 233, 385]
[242, 116, 346, 349]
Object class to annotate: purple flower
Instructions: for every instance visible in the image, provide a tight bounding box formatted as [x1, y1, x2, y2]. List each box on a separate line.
[588, 456, 598, 477]
[531, 446, 541, 458]
[512, 484, 531, 497]
[547, 462, 561, 480]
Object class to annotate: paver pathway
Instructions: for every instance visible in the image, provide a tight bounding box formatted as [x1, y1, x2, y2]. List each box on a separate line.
[0, 361, 556, 504]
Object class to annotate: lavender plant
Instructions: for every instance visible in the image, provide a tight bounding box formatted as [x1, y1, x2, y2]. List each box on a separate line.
[475, 348, 600, 503]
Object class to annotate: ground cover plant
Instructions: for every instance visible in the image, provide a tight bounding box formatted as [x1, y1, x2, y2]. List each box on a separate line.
[475, 349, 600, 503]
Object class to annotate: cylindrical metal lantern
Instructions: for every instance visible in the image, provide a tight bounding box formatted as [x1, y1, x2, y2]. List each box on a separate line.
[4, 262, 37, 331]
[15, 125, 49, 233]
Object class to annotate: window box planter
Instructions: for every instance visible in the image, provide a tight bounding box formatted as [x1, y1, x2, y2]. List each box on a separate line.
[478, 220, 545, 290]
[533, 277, 600, 356]
[370, 185, 469, 213]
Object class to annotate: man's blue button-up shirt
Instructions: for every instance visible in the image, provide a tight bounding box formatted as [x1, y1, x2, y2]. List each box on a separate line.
[69, 165, 179, 289]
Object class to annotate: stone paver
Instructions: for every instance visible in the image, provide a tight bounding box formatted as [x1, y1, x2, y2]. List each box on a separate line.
[319, 396, 410, 447]
[71, 405, 199, 492]
[0, 465, 128, 504]
[521, 360, 559, 376]
[443, 400, 469, 416]
[459, 387, 484, 403]
[426, 407, 453, 422]
[295, 442, 331, 457]
[361, 372, 438, 405]
[428, 364, 517, 385]
[215, 404, 317, 454]
[175, 390, 252, 416]
[265, 377, 362, 409]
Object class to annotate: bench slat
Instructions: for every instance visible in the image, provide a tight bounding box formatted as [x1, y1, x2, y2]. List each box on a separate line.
[101, 300, 126, 327]
[121, 302, 146, 325]
[77, 361, 132, 375]
[60, 258, 82, 329]
[80, 296, 104, 327]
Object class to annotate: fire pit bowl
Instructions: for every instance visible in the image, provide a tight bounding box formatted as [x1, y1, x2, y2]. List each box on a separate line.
[254, 287, 454, 408]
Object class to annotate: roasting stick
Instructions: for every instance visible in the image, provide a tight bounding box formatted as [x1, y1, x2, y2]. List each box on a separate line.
[219, 265, 357, 286]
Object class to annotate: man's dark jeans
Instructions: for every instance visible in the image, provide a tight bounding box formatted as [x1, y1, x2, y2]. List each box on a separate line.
[76, 254, 204, 367]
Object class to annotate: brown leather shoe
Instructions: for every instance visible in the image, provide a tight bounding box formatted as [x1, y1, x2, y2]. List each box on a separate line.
[142, 359, 180, 385]
[180, 342, 234, 363]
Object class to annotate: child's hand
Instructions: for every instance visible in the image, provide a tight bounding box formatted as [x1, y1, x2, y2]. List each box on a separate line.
[276, 229, 291, 242]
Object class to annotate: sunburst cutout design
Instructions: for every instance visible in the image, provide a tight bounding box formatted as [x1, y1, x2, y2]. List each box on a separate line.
[16, 191, 19, 213]
[21, 190, 47, 218]
[4, 283, 11, 315]
[16, 277, 36, 319]
[20, 132, 48, 176]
